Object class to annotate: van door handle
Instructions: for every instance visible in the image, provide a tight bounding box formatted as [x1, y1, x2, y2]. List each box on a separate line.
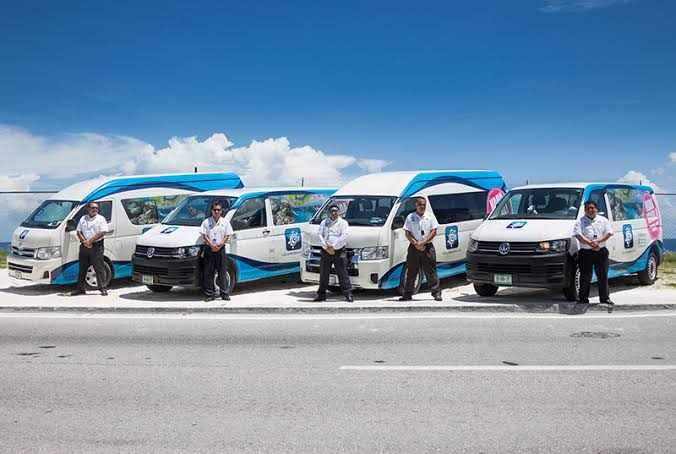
[262, 229, 270, 235]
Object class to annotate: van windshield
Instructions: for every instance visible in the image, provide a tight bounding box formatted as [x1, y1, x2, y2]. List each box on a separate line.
[21, 200, 80, 229]
[162, 195, 237, 226]
[490, 188, 583, 220]
[311, 196, 397, 227]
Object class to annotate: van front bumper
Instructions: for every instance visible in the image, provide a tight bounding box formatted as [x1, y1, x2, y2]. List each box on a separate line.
[7, 256, 60, 284]
[466, 251, 572, 289]
[300, 253, 389, 290]
[132, 255, 201, 287]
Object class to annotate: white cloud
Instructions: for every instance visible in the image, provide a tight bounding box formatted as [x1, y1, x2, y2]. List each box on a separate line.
[540, 0, 634, 13]
[357, 158, 390, 174]
[670, 152, 676, 163]
[617, 170, 660, 191]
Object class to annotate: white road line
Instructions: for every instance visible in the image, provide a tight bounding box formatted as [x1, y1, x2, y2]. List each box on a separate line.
[340, 365, 676, 371]
[0, 311, 674, 321]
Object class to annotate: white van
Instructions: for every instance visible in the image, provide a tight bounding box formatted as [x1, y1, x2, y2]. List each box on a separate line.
[131, 187, 335, 293]
[7, 172, 243, 288]
[466, 182, 664, 300]
[300, 170, 507, 293]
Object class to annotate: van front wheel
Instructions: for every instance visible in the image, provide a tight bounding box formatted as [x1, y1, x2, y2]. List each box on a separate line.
[397, 265, 422, 296]
[562, 260, 580, 302]
[85, 261, 112, 290]
[473, 283, 498, 297]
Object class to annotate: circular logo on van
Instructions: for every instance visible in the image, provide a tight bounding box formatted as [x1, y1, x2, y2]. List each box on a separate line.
[498, 242, 510, 255]
[146, 247, 155, 258]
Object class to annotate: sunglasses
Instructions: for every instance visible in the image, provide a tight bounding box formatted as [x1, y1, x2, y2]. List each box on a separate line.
[212, 208, 221, 212]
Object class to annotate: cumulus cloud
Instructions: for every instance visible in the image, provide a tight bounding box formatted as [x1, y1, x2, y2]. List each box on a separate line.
[617, 170, 660, 191]
[540, 0, 634, 13]
[670, 152, 676, 163]
[356, 158, 390, 174]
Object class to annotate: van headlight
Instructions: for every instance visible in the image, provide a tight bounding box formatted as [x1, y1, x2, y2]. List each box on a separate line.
[34, 246, 61, 260]
[537, 239, 568, 253]
[359, 246, 389, 261]
[467, 238, 479, 253]
[176, 246, 201, 258]
[301, 243, 311, 258]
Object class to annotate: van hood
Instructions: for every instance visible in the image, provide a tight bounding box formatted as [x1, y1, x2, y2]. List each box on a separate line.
[302, 224, 388, 249]
[472, 219, 575, 242]
[11, 227, 60, 249]
[137, 224, 203, 248]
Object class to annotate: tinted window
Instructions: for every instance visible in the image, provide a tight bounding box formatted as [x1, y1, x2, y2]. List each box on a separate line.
[122, 195, 189, 225]
[491, 188, 582, 220]
[231, 197, 266, 230]
[428, 191, 487, 224]
[21, 200, 79, 229]
[269, 192, 330, 226]
[607, 188, 644, 221]
[586, 190, 608, 217]
[311, 196, 397, 227]
[162, 196, 236, 227]
[72, 201, 113, 223]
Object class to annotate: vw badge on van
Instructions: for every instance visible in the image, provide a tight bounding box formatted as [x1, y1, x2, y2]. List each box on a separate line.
[498, 242, 510, 255]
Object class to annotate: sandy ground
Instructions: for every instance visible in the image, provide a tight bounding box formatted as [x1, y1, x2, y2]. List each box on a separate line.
[1, 269, 675, 310]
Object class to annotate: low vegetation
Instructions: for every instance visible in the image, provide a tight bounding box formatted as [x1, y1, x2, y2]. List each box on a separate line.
[0, 250, 6, 268]
[663, 252, 676, 288]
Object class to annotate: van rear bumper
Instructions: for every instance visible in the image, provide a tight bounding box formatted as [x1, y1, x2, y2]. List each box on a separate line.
[466, 251, 572, 289]
[132, 255, 200, 287]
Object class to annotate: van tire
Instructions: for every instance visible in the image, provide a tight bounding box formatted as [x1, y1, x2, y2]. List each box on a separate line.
[147, 285, 172, 293]
[85, 260, 113, 290]
[638, 251, 658, 285]
[397, 264, 422, 296]
[562, 259, 580, 302]
[473, 283, 498, 297]
[215, 263, 236, 295]
[328, 286, 343, 293]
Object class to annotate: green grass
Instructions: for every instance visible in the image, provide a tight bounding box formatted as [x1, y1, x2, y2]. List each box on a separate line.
[0, 250, 6, 268]
[662, 252, 676, 288]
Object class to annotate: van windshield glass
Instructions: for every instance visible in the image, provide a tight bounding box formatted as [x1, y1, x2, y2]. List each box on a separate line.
[162, 196, 237, 226]
[311, 196, 397, 227]
[490, 188, 583, 220]
[21, 200, 80, 229]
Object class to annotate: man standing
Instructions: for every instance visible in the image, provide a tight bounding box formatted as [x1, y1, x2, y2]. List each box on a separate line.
[574, 200, 614, 306]
[399, 197, 442, 301]
[71, 202, 109, 296]
[314, 204, 353, 302]
[200, 201, 234, 302]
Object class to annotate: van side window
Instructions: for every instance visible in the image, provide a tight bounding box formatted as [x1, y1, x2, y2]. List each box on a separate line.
[122, 195, 188, 225]
[428, 192, 487, 224]
[231, 197, 266, 230]
[587, 190, 608, 217]
[269, 193, 330, 226]
[607, 188, 643, 221]
[392, 198, 418, 229]
[72, 201, 113, 223]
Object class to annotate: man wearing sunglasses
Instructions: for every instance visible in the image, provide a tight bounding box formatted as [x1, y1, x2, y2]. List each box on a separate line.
[200, 201, 234, 301]
[314, 204, 353, 302]
[71, 202, 109, 296]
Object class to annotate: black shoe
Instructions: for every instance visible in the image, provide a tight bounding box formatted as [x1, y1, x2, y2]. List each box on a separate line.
[601, 299, 614, 306]
[398, 296, 412, 302]
[221, 294, 230, 301]
[433, 293, 442, 302]
[313, 295, 326, 302]
[70, 289, 86, 296]
[100, 289, 108, 296]
[204, 295, 216, 302]
[345, 294, 354, 303]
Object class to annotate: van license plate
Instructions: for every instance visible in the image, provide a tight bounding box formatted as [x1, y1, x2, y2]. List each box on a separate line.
[9, 270, 21, 279]
[142, 275, 154, 285]
[494, 274, 512, 285]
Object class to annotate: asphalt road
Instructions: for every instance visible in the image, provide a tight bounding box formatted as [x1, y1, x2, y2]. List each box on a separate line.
[1, 313, 675, 453]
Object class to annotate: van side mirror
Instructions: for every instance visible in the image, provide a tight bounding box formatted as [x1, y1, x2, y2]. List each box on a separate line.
[65, 219, 77, 232]
[391, 216, 405, 230]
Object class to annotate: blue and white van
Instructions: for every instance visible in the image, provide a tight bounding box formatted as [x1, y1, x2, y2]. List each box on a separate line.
[131, 187, 335, 293]
[466, 182, 664, 300]
[300, 170, 507, 294]
[7, 172, 243, 288]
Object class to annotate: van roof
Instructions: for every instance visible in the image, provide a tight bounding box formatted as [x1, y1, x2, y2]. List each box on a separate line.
[198, 187, 336, 197]
[511, 182, 655, 193]
[334, 170, 505, 197]
[51, 172, 244, 202]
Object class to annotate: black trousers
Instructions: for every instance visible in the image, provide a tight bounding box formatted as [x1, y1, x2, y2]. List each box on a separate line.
[578, 247, 610, 303]
[77, 241, 106, 291]
[317, 248, 352, 296]
[203, 247, 229, 297]
[404, 243, 440, 297]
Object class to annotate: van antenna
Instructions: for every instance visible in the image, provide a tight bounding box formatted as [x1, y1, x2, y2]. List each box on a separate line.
[301, 177, 304, 187]
[194, 166, 198, 173]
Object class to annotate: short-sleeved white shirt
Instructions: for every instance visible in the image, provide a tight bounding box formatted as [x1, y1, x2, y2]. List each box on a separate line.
[319, 217, 349, 250]
[573, 215, 613, 249]
[404, 211, 439, 242]
[200, 216, 234, 244]
[76, 214, 109, 241]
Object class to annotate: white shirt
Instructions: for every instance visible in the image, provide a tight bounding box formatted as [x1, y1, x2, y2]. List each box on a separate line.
[77, 214, 109, 241]
[573, 215, 613, 249]
[319, 217, 349, 250]
[200, 216, 234, 245]
[404, 211, 439, 242]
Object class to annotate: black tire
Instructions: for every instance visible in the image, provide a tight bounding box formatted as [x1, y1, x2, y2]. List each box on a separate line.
[215, 262, 236, 294]
[397, 264, 422, 296]
[147, 285, 172, 293]
[328, 286, 343, 293]
[562, 259, 580, 302]
[473, 283, 498, 297]
[638, 251, 658, 285]
[85, 260, 112, 290]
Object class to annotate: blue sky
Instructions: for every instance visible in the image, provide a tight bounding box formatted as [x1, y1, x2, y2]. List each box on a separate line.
[0, 0, 675, 238]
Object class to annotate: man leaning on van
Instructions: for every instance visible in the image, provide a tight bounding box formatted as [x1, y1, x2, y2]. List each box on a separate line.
[71, 202, 109, 296]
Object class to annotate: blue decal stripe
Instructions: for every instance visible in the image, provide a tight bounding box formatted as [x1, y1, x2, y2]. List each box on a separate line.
[400, 171, 505, 198]
[50, 260, 131, 284]
[83, 173, 243, 202]
[378, 259, 467, 290]
[229, 254, 300, 283]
